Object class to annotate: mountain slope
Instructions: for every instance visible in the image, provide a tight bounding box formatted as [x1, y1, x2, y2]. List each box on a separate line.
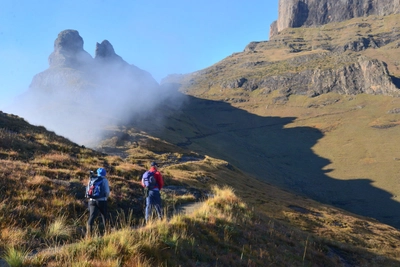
[2, 111, 400, 266]
[151, 14, 400, 229]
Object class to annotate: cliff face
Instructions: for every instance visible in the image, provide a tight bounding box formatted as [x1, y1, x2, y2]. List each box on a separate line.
[270, 0, 400, 38]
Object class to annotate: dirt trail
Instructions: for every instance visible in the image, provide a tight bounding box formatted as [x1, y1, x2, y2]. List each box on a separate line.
[173, 201, 204, 216]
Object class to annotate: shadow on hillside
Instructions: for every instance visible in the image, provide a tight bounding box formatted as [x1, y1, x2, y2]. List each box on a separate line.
[391, 75, 400, 88]
[136, 93, 400, 229]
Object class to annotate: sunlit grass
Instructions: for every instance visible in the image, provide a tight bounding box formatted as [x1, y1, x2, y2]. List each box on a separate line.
[99, 241, 120, 260]
[36, 187, 255, 265]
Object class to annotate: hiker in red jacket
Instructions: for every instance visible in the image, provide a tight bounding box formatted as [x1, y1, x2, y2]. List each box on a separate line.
[141, 161, 164, 223]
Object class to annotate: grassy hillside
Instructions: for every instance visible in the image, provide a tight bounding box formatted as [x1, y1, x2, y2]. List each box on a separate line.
[2, 111, 400, 266]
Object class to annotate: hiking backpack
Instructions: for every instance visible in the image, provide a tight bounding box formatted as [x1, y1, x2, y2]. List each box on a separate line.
[86, 176, 106, 199]
[143, 171, 157, 190]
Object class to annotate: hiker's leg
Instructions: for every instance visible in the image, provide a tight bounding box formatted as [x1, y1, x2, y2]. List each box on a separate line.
[97, 200, 108, 234]
[154, 191, 163, 219]
[145, 196, 151, 223]
[87, 201, 98, 235]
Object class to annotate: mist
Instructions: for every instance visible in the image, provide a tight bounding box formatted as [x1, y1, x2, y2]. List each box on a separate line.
[5, 30, 186, 147]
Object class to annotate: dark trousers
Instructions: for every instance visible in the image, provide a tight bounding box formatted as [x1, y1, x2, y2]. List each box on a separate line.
[145, 190, 163, 222]
[87, 200, 108, 235]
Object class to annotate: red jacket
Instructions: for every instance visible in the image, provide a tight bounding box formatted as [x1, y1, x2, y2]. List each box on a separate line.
[141, 167, 164, 190]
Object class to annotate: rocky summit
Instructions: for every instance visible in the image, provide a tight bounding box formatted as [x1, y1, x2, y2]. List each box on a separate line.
[95, 40, 123, 61]
[30, 29, 158, 95]
[48, 29, 93, 68]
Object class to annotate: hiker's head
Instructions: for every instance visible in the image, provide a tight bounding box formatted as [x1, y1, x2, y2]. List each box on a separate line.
[150, 161, 158, 168]
[97, 168, 106, 176]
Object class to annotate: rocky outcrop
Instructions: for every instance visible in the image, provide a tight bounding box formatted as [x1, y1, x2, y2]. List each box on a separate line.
[309, 58, 398, 96]
[95, 40, 123, 63]
[217, 57, 398, 97]
[270, 0, 400, 38]
[48, 29, 93, 68]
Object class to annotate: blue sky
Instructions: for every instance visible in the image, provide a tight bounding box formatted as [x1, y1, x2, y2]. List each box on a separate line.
[0, 0, 278, 109]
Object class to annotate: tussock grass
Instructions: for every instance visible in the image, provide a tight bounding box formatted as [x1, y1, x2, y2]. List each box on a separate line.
[2, 246, 29, 267]
[46, 216, 73, 243]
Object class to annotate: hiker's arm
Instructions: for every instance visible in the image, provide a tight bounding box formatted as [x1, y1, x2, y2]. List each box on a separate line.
[141, 173, 146, 187]
[85, 181, 90, 198]
[157, 172, 164, 189]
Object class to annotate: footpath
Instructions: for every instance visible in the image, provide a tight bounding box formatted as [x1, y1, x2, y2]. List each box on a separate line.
[173, 201, 204, 215]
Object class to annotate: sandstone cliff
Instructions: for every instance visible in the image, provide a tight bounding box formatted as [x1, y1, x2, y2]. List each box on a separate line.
[270, 0, 400, 38]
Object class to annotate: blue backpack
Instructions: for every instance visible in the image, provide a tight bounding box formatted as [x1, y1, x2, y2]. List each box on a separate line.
[142, 171, 157, 190]
[87, 176, 105, 199]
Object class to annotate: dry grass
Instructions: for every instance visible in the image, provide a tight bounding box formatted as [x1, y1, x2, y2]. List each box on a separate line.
[46, 216, 74, 244]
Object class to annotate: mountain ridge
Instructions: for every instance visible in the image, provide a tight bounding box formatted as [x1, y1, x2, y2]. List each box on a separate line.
[162, 13, 400, 100]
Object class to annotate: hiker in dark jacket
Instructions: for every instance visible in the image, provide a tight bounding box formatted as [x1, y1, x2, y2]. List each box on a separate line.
[141, 161, 164, 223]
[86, 167, 110, 236]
